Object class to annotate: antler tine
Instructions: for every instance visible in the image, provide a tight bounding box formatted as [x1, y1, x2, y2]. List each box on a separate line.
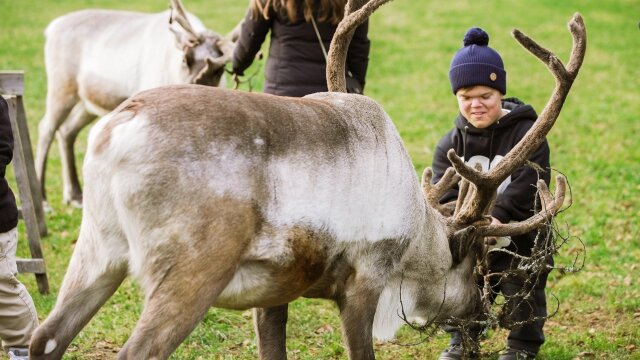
[566, 14, 587, 75]
[513, 14, 586, 78]
[326, 0, 394, 92]
[454, 177, 470, 216]
[422, 167, 460, 216]
[449, 13, 586, 225]
[170, 0, 200, 41]
[476, 175, 567, 237]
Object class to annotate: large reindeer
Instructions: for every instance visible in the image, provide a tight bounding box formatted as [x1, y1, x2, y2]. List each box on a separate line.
[35, 0, 234, 208]
[29, 0, 586, 358]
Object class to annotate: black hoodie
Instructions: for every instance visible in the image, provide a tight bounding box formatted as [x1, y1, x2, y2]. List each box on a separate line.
[431, 97, 551, 256]
[0, 96, 18, 233]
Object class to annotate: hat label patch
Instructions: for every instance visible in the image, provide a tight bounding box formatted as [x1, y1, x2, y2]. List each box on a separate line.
[490, 72, 497, 81]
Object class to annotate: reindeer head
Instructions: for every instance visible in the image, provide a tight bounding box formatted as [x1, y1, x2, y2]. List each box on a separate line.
[169, 0, 232, 86]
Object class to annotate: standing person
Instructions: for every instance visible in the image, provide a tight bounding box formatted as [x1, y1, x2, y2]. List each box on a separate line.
[433, 28, 551, 360]
[232, 0, 370, 97]
[0, 96, 39, 360]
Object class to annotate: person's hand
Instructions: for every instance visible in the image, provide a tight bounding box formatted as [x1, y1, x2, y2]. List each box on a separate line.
[484, 217, 511, 249]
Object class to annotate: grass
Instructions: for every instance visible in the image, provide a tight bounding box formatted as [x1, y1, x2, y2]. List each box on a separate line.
[1, 0, 639, 359]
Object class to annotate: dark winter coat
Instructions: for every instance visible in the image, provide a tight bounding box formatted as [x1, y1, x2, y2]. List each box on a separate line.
[0, 96, 18, 233]
[431, 97, 551, 262]
[232, 2, 370, 97]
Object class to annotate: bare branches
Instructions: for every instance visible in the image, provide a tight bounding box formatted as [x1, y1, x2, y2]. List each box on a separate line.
[400, 187, 585, 357]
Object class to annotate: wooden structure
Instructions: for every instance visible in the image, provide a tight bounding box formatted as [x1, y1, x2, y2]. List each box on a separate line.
[1, 71, 49, 294]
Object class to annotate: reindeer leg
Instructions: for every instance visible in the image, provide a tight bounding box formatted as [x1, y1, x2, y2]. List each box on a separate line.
[30, 225, 129, 359]
[118, 202, 257, 359]
[336, 273, 382, 360]
[56, 103, 96, 207]
[253, 304, 289, 360]
[35, 88, 78, 207]
[117, 248, 246, 360]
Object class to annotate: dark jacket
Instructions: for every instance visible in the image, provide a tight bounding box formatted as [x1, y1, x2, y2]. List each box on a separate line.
[431, 98, 551, 258]
[0, 96, 18, 233]
[232, 1, 370, 97]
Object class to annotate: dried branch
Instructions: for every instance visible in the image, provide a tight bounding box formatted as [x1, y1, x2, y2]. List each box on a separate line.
[401, 170, 585, 358]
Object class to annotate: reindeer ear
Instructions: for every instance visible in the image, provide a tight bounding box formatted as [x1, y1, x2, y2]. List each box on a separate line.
[449, 226, 477, 265]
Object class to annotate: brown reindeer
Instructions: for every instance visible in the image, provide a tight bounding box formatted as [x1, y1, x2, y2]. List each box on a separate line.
[29, 0, 586, 358]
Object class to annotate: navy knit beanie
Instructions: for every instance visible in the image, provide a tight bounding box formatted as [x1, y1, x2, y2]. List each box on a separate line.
[449, 27, 506, 94]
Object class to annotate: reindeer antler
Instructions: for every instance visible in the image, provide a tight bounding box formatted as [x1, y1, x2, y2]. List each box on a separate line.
[422, 167, 460, 216]
[326, 0, 394, 92]
[447, 13, 586, 228]
[476, 175, 567, 237]
[169, 0, 201, 44]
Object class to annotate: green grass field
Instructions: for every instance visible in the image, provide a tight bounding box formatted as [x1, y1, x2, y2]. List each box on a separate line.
[1, 0, 638, 359]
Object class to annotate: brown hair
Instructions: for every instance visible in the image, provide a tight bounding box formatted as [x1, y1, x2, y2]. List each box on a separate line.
[250, 0, 347, 25]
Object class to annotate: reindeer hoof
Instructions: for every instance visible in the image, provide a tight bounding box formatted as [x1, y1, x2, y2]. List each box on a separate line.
[64, 197, 83, 209]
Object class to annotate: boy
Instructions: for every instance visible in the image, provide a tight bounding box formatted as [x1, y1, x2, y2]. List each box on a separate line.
[0, 96, 39, 360]
[433, 28, 551, 360]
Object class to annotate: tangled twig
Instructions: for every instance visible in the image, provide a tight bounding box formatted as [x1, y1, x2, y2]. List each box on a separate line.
[396, 168, 585, 358]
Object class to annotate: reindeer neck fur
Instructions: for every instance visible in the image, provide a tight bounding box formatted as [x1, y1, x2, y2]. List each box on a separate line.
[370, 205, 477, 341]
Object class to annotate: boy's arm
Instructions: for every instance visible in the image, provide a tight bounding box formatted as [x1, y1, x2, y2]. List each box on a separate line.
[492, 127, 551, 223]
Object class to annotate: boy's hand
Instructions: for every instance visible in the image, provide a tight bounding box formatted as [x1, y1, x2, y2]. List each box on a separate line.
[485, 217, 511, 249]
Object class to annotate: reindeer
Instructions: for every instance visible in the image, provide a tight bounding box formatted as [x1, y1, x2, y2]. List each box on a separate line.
[35, 0, 235, 208]
[28, 0, 586, 358]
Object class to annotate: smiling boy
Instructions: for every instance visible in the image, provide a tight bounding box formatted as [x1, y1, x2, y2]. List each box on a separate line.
[432, 28, 552, 360]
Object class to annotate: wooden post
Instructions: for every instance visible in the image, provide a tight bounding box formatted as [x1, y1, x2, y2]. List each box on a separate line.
[1, 71, 50, 294]
[0, 71, 47, 237]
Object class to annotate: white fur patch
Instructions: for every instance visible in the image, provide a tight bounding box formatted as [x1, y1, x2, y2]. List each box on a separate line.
[177, 142, 254, 200]
[263, 118, 423, 243]
[215, 264, 273, 307]
[372, 281, 417, 341]
[44, 339, 57, 354]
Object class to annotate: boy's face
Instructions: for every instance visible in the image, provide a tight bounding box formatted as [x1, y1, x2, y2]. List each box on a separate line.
[455, 86, 504, 129]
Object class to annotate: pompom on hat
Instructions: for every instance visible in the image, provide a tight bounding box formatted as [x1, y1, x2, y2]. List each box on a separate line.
[449, 27, 506, 94]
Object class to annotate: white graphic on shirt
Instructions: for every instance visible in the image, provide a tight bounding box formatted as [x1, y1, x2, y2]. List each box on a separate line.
[465, 155, 511, 194]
